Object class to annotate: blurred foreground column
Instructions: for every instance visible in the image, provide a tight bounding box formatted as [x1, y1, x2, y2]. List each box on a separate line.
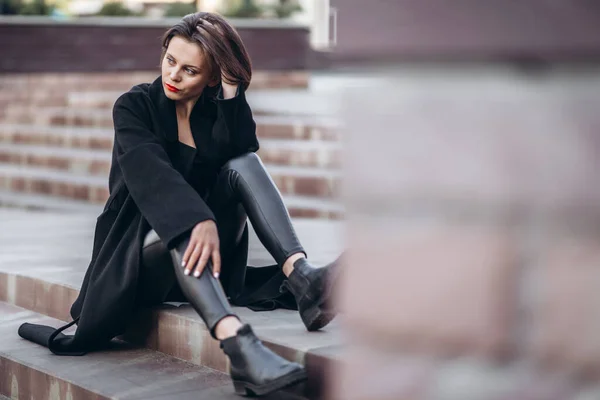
[331, 2, 600, 399]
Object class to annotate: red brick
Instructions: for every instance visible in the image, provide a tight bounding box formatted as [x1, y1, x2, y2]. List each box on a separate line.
[48, 157, 70, 170]
[71, 136, 88, 149]
[91, 187, 110, 203]
[89, 160, 110, 175]
[15, 275, 36, 311]
[294, 176, 335, 197]
[72, 185, 90, 201]
[342, 223, 517, 359]
[89, 138, 113, 149]
[332, 345, 431, 400]
[531, 236, 600, 377]
[30, 179, 51, 194]
[49, 115, 66, 125]
[55, 182, 73, 197]
[11, 178, 26, 191]
[289, 208, 320, 219]
[0, 273, 7, 302]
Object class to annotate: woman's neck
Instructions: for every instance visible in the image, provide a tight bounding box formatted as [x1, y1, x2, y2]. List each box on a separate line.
[175, 96, 200, 120]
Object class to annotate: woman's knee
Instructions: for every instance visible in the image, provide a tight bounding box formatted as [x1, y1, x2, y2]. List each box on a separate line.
[221, 152, 262, 173]
[142, 229, 167, 264]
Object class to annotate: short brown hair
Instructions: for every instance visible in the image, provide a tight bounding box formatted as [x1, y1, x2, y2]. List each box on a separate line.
[161, 12, 252, 92]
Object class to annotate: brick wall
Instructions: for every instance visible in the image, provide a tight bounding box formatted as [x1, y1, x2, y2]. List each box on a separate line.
[332, 64, 600, 399]
[329, 1, 600, 64]
[0, 17, 311, 73]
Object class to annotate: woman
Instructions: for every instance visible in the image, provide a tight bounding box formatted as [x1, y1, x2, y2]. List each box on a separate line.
[17, 11, 338, 397]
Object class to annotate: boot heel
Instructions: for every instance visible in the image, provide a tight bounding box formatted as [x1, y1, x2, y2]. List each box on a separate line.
[232, 380, 249, 396]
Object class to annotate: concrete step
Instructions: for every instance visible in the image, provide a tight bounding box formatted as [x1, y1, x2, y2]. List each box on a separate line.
[0, 131, 342, 169]
[0, 148, 342, 196]
[0, 111, 340, 140]
[0, 71, 308, 91]
[0, 124, 114, 150]
[0, 189, 102, 214]
[0, 163, 343, 219]
[0, 209, 344, 398]
[0, 143, 113, 176]
[0, 302, 308, 399]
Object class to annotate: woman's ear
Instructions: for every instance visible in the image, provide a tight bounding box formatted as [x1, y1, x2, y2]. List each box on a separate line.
[208, 75, 220, 88]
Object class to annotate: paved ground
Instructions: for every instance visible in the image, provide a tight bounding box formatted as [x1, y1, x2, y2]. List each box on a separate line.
[0, 207, 344, 399]
[0, 207, 343, 288]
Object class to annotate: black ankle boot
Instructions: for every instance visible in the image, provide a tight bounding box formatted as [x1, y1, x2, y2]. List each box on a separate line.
[220, 324, 306, 397]
[280, 257, 339, 331]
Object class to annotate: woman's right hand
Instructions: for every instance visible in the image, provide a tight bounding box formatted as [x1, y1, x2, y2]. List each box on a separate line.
[181, 220, 221, 279]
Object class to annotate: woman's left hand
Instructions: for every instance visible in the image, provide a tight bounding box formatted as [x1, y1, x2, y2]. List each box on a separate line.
[220, 79, 238, 99]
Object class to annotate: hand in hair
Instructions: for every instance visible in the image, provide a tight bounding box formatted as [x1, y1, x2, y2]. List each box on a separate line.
[197, 17, 244, 97]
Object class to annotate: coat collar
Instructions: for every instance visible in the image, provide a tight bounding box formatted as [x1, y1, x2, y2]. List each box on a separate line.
[148, 75, 217, 143]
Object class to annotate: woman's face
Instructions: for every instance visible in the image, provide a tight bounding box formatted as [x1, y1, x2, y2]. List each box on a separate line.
[161, 35, 218, 102]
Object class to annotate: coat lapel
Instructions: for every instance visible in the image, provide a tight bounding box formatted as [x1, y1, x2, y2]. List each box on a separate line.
[149, 76, 199, 178]
[148, 76, 178, 144]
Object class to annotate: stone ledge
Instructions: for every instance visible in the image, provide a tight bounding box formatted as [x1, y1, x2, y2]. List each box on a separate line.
[0, 71, 309, 90]
[0, 271, 340, 400]
[2, 302, 305, 400]
[0, 141, 341, 169]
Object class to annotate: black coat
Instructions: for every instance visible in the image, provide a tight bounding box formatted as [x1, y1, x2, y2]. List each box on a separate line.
[17, 76, 292, 356]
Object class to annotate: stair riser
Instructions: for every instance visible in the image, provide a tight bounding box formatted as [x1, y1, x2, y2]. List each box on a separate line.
[0, 150, 340, 171]
[0, 97, 68, 109]
[0, 131, 113, 150]
[0, 152, 111, 176]
[0, 356, 109, 400]
[0, 176, 109, 203]
[0, 271, 332, 396]
[0, 71, 308, 90]
[0, 145, 341, 169]
[0, 176, 343, 219]
[0, 165, 340, 197]
[0, 123, 339, 142]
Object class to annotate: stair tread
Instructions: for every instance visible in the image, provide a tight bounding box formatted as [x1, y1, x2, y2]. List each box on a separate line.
[0, 125, 340, 148]
[3, 106, 338, 127]
[0, 122, 114, 137]
[0, 209, 344, 352]
[0, 301, 269, 400]
[0, 207, 343, 290]
[0, 189, 103, 214]
[0, 157, 341, 180]
[0, 142, 113, 161]
[0, 208, 343, 398]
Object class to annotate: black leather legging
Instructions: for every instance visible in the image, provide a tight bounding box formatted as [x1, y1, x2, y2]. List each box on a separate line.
[139, 152, 306, 338]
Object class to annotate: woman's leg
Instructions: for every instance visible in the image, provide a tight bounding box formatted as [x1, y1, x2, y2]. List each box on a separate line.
[209, 152, 305, 267]
[212, 153, 339, 331]
[142, 230, 306, 396]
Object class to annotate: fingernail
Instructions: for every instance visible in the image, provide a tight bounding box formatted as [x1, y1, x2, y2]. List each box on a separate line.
[181, 261, 186, 267]
[214, 272, 219, 279]
[194, 271, 200, 277]
[184, 270, 189, 276]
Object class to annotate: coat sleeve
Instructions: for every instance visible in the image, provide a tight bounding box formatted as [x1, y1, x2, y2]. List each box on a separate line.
[113, 93, 215, 249]
[213, 86, 259, 159]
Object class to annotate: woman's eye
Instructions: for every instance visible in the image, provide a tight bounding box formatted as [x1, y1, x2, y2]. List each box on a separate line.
[185, 68, 196, 75]
[167, 58, 175, 65]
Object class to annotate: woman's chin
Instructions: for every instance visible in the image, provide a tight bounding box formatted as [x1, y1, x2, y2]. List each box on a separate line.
[163, 89, 180, 99]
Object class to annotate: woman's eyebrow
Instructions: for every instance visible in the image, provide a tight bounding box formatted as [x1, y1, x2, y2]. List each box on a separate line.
[166, 53, 202, 70]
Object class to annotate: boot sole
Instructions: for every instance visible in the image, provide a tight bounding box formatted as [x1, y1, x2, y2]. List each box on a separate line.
[232, 369, 307, 397]
[302, 265, 340, 331]
[303, 301, 337, 331]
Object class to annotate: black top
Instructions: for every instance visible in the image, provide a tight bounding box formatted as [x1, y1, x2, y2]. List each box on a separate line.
[178, 141, 217, 200]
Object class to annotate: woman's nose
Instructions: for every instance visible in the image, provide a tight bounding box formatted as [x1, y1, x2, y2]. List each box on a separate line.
[170, 69, 181, 82]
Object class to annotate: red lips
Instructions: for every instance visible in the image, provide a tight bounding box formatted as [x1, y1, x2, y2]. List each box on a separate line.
[165, 83, 180, 93]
